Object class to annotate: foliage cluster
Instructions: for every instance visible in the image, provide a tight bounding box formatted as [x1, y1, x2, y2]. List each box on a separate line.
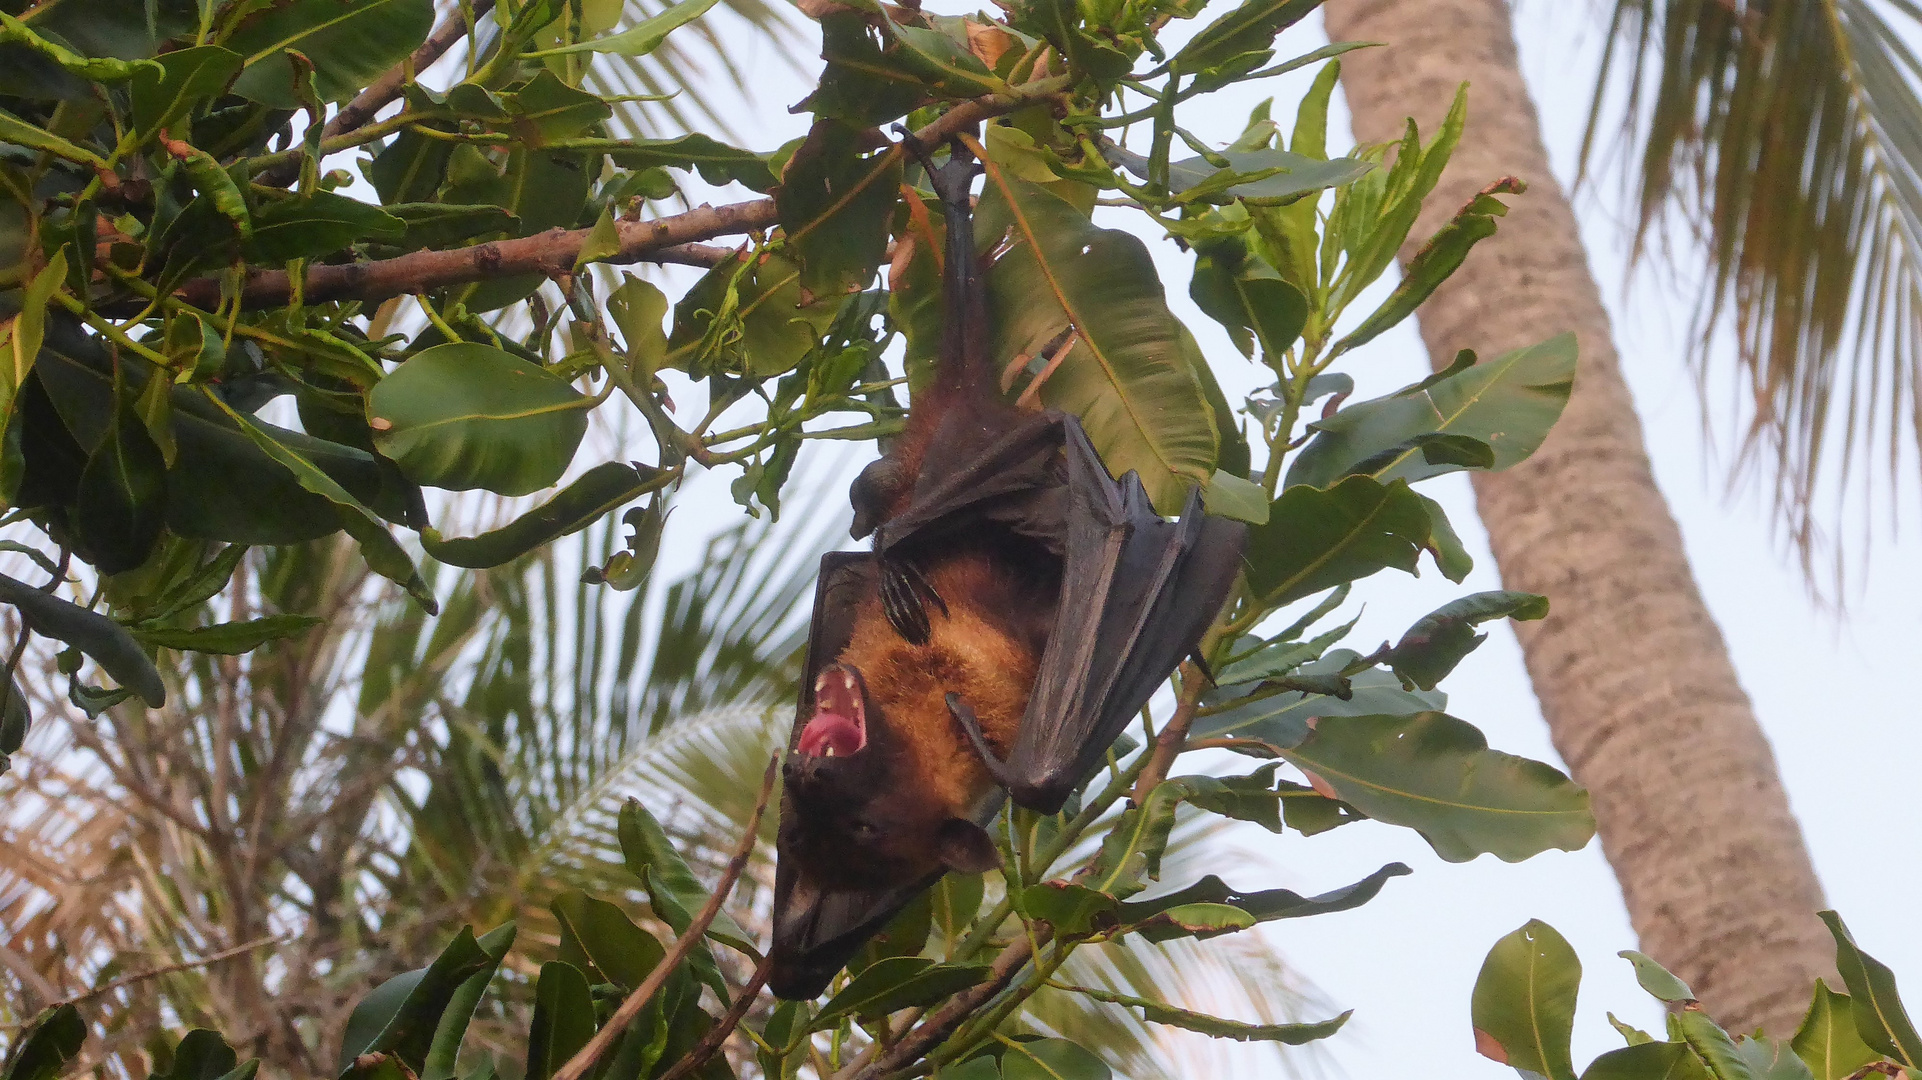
[0, 0, 1616, 1076]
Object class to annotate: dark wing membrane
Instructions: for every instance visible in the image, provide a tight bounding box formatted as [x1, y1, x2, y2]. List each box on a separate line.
[876, 409, 1070, 556]
[1007, 419, 1247, 813]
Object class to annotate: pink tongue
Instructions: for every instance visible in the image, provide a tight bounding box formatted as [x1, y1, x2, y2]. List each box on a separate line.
[798, 712, 863, 757]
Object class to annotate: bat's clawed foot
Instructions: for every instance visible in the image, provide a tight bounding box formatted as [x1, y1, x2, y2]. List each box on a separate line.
[893, 124, 980, 212]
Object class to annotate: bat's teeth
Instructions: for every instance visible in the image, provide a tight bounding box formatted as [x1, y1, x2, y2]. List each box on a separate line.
[823, 746, 836, 757]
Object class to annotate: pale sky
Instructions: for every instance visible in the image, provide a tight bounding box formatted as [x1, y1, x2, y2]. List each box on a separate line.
[633, 2, 1922, 1074]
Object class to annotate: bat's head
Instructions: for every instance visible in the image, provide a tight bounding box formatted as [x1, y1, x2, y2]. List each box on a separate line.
[780, 664, 1000, 892]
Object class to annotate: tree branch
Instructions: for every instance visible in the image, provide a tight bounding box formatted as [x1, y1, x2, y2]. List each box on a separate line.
[654, 956, 772, 1080]
[164, 79, 1071, 312]
[844, 935, 1038, 1080]
[550, 756, 778, 1080]
[172, 200, 780, 311]
[257, 0, 499, 186]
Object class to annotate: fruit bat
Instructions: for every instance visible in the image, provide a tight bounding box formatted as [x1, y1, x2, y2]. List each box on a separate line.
[767, 133, 1247, 1000]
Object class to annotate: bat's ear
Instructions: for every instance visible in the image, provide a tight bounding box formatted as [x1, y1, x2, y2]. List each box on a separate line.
[935, 818, 1001, 874]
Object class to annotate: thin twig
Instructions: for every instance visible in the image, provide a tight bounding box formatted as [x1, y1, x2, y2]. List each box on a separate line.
[1129, 661, 1204, 803]
[63, 936, 283, 1006]
[551, 755, 779, 1080]
[654, 954, 773, 1080]
[257, 1, 499, 186]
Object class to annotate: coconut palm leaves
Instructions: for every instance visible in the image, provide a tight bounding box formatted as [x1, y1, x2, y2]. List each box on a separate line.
[1588, 0, 1922, 566]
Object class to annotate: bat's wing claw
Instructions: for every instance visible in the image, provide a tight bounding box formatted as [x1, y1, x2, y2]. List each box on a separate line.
[947, 692, 1019, 790]
[880, 557, 934, 645]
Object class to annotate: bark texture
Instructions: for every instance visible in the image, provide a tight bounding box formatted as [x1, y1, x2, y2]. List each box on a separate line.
[1320, 0, 1833, 1035]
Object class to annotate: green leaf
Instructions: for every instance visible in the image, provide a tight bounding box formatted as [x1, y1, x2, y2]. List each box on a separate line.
[1473, 920, 1581, 1080]
[998, 1038, 1111, 1080]
[0, 675, 28, 762]
[1187, 762, 1286, 832]
[1281, 712, 1595, 863]
[1119, 863, 1410, 941]
[74, 378, 167, 575]
[1201, 469, 1269, 523]
[0, 106, 108, 169]
[1026, 0, 1132, 85]
[1171, 0, 1319, 74]
[1419, 492, 1473, 582]
[1677, 1012, 1758, 1080]
[336, 926, 506, 1078]
[1732, 1037, 1817, 1080]
[1792, 982, 1883, 1080]
[666, 251, 838, 377]
[617, 798, 756, 955]
[573, 207, 621, 272]
[1060, 984, 1349, 1045]
[369, 344, 587, 497]
[1287, 334, 1577, 490]
[525, 962, 596, 1080]
[150, 1030, 241, 1080]
[131, 46, 243, 140]
[207, 392, 435, 612]
[424, 461, 661, 568]
[1194, 652, 1445, 747]
[1385, 591, 1549, 691]
[0, 571, 163, 707]
[1620, 951, 1696, 1003]
[758, 1001, 808, 1080]
[382, 203, 520, 250]
[1581, 1042, 1709, 1080]
[245, 191, 405, 264]
[1086, 774, 1248, 898]
[0, 1005, 85, 1080]
[1107, 145, 1373, 206]
[805, 9, 997, 127]
[608, 274, 670, 376]
[1820, 910, 1921, 1067]
[778, 121, 902, 297]
[977, 169, 1217, 513]
[226, 0, 434, 108]
[1330, 179, 1523, 357]
[133, 614, 323, 654]
[810, 957, 992, 1029]
[1243, 477, 1430, 604]
[0, 11, 159, 83]
[531, 0, 722, 56]
[1016, 882, 1119, 936]
[1189, 238, 1307, 363]
[421, 924, 515, 1080]
[607, 133, 778, 191]
[552, 891, 666, 990]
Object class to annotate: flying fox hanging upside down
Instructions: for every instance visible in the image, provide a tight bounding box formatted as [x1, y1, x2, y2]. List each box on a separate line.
[767, 132, 1248, 1000]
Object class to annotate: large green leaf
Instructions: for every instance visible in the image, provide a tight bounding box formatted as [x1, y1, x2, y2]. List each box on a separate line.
[1107, 145, 1373, 205]
[552, 891, 666, 990]
[777, 121, 902, 297]
[1118, 862, 1411, 941]
[1189, 237, 1307, 362]
[805, 8, 1002, 127]
[225, 0, 434, 108]
[421, 924, 516, 1080]
[1791, 982, 1883, 1080]
[530, 0, 722, 56]
[1281, 712, 1595, 862]
[1287, 334, 1577, 490]
[665, 252, 839, 377]
[1242, 477, 1430, 604]
[369, 344, 588, 497]
[1473, 920, 1581, 1080]
[525, 962, 596, 1080]
[0, 572, 164, 706]
[133, 614, 323, 655]
[245, 191, 405, 264]
[130, 46, 243, 140]
[1171, 0, 1319, 73]
[1677, 1012, 1759, 1080]
[335, 926, 506, 1078]
[617, 798, 756, 955]
[606, 134, 779, 191]
[976, 170, 1217, 512]
[1581, 1042, 1709, 1080]
[1194, 651, 1445, 747]
[1732, 1037, 1817, 1080]
[423, 462, 662, 568]
[810, 957, 992, 1029]
[1384, 591, 1549, 691]
[1820, 911, 1921, 1067]
[0, 1004, 85, 1080]
[999, 1039, 1111, 1080]
[74, 385, 168, 574]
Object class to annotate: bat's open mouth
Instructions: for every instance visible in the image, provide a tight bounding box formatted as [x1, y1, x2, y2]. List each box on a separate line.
[798, 667, 868, 757]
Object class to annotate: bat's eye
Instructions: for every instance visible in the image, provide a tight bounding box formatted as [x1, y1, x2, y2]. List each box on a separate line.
[849, 819, 879, 842]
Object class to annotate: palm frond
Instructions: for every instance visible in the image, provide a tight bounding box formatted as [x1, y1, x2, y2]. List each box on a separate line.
[1585, 0, 1922, 581]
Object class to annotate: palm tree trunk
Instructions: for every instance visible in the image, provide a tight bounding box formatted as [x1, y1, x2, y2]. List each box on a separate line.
[1319, 0, 1832, 1036]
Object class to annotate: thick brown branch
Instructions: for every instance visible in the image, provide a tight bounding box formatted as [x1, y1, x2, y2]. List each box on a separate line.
[654, 956, 772, 1080]
[550, 757, 777, 1080]
[172, 200, 779, 311]
[257, 1, 498, 186]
